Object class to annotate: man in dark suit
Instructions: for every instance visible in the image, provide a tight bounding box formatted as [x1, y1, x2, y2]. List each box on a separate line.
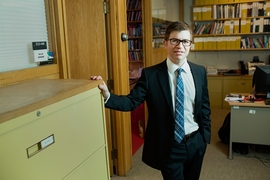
[91, 21, 211, 180]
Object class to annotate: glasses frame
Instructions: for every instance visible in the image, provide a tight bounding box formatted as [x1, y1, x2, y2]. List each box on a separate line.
[168, 38, 192, 47]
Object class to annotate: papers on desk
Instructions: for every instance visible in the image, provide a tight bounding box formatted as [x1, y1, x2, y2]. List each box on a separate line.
[224, 94, 245, 102]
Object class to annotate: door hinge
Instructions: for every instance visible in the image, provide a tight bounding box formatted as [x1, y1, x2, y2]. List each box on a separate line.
[103, 1, 109, 14]
[107, 79, 114, 91]
[111, 149, 117, 159]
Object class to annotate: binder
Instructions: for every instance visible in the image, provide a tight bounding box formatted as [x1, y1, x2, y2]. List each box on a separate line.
[241, 3, 248, 18]
[194, 38, 203, 50]
[266, 2, 270, 16]
[193, 7, 199, 20]
[202, 6, 212, 20]
[221, 37, 227, 50]
[208, 37, 213, 50]
[227, 36, 235, 49]
[245, 19, 251, 33]
[223, 20, 231, 34]
[195, 0, 202, 5]
[240, 19, 246, 33]
[203, 38, 209, 50]
[217, 37, 223, 49]
[234, 20, 240, 34]
[235, 36, 241, 49]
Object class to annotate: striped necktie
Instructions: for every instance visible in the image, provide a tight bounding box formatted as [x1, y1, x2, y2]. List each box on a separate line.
[175, 68, 185, 143]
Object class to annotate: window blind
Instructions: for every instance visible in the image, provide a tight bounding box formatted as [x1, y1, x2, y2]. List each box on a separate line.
[0, 0, 48, 72]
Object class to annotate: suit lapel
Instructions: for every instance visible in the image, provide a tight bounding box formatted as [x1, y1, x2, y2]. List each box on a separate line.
[156, 61, 174, 116]
[188, 62, 200, 115]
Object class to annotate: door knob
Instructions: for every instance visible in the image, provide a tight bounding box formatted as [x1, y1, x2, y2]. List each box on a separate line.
[121, 33, 128, 42]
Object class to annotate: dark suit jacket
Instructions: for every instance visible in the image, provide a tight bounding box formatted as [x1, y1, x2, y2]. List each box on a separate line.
[106, 59, 211, 170]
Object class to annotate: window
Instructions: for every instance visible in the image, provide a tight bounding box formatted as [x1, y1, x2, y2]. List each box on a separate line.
[0, 0, 48, 72]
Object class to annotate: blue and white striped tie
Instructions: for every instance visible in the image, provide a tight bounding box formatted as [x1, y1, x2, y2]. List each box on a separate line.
[175, 68, 185, 143]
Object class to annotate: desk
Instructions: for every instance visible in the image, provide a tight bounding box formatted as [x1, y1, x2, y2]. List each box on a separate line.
[228, 101, 270, 159]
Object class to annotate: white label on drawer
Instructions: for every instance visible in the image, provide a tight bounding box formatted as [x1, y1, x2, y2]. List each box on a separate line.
[249, 110, 256, 114]
[41, 135, 55, 149]
[233, 106, 239, 109]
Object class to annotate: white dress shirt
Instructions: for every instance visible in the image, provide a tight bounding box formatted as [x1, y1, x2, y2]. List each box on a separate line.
[166, 58, 199, 135]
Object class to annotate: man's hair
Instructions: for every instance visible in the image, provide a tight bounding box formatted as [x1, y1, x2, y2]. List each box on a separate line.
[164, 21, 193, 41]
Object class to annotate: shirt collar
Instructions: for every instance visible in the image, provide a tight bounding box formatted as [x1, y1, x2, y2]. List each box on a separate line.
[166, 58, 189, 74]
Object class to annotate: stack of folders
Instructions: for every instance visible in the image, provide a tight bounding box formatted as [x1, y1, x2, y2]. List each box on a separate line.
[206, 66, 218, 75]
[224, 94, 244, 102]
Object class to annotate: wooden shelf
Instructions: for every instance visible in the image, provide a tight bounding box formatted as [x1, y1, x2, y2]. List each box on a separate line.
[191, 48, 270, 52]
[194, 32, 270, 37]
[192, 0, 270, 51]
[193, 0, 267, 7]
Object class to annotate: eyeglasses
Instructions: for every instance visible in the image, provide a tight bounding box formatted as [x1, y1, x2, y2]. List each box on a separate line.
[168, 38, 192, 47]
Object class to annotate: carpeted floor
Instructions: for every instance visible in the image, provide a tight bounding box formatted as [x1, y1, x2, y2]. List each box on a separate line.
[111, 108, 270, 180]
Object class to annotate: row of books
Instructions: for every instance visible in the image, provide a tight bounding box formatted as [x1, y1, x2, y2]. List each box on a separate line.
[127, 25, 142, 37]
[194, 18, 270, 35]
[153, 23, 167, 36]
[212, 2, 266, 19]
[128, 51, 143, 61]
[193, 36, 241, 50]
[192, 35, 270, 50]
[195, 0, 265, 6]
[241, 35, 269, 49]
[193, 2, 270, 20]
[128, 39, 143, 50]
[126, 0, 141, 10]
[127, 11, 142, 22]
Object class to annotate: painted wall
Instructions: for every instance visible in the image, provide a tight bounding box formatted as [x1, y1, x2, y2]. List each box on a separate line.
[184, 0, 269, 70]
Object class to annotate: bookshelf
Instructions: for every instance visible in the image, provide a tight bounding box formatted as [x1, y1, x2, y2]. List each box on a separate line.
[192, 0, 270, 51]
[127, 0, 143, 78]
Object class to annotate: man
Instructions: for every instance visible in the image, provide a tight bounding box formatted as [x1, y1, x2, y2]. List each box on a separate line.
[91, 21, 211, 180]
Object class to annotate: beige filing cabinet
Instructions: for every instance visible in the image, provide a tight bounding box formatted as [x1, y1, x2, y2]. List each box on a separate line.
[207, 76, 223, 109]
[0, 79, 110, 180]
[222, 76, 252, 109]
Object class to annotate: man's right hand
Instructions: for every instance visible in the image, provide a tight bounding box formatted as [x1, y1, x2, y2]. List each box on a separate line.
[90, 76, 110, 100]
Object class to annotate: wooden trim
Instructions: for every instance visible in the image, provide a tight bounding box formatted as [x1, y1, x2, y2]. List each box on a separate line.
[108, 0, 132, 176]
[0, 64, 59, 87]
[143, 0, 153, 68]
[179, 0, 184, 21]
[50, 0, 69, 79]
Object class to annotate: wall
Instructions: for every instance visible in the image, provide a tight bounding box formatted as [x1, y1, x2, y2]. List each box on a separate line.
[184, 0, 269, 70]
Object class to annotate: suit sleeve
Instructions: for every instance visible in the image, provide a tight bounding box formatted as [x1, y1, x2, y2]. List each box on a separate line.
[201, 67, 211, 143]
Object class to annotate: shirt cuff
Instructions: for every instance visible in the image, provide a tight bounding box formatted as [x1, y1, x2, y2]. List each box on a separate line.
[104, 93, 110, 104]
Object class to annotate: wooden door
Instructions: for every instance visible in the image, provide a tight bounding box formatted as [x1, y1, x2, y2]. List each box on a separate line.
[56, 0, 113, 175]
[62, 0, 108, 79]
[54, 0, 133, 176]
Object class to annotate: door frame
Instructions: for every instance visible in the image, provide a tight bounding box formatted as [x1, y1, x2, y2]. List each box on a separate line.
[106, 0, 133, 176]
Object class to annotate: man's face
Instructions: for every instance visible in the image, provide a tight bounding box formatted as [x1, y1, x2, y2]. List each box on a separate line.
[164, 30, 192, 65]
